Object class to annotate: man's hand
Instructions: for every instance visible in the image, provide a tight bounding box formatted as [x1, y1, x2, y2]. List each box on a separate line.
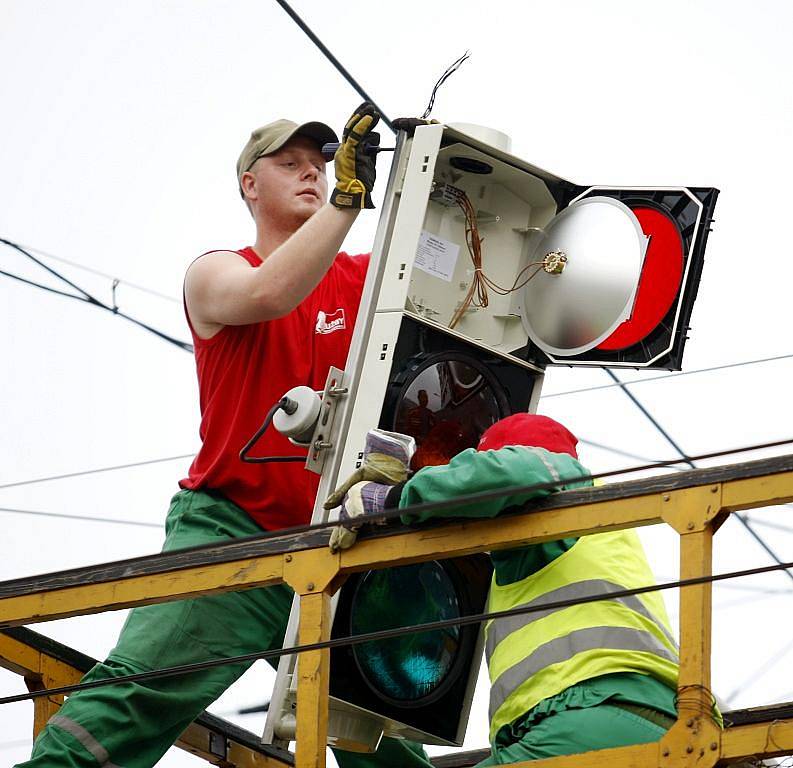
[330, 102, 380, 210]
[392, 117, 439, 137]
[329, 481, 392, 552]
[324, 429, 414, 510]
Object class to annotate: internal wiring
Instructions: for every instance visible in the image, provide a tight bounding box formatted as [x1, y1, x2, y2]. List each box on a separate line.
[2, 555, 792, 706]
[0, 237, 192, 353]
[448, 191, 544, 329]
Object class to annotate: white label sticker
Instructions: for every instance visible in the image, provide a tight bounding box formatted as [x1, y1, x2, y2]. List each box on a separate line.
[414, 230, 460, 283]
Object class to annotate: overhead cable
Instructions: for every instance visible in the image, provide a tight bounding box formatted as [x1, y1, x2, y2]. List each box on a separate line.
[0, 506, 161, 529]
[0, 454, 194, 491]
[2, 556, 792, 706]
[578, 437, 681, 468]
[273, 0, 394, 132]
[0, 436, 784, 577]
[723, 634, 793, 705]
[0, 238, 192, 353]
[542, 352, 793, 400]
[9, 240, 180, 303]
[741, 517, 793, 535]
[604, 369, 793, 587]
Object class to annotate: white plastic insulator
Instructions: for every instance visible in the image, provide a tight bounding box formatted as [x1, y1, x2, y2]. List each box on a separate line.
[273, 713, 296, 740]
[272, 386, 321, 443]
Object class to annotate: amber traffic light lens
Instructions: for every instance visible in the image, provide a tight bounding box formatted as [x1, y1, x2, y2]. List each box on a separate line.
[393, 357, 505, 469]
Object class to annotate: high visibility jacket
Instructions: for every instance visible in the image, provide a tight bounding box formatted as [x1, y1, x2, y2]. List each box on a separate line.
[485, 529, 679, 740]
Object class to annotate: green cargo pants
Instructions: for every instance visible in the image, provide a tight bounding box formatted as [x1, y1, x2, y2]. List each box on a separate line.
[475, 702, 673, 765]
[17, 489, 433, 768]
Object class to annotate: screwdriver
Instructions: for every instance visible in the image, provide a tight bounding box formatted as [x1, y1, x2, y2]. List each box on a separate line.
[321, 142, 395, 161]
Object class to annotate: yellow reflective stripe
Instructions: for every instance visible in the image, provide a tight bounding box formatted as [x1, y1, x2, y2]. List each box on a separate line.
[489, 648, 680, 740]
[489, 531, 662, 610]
[487, 598, 677, 683]
[489, 627, 679, 729]
[485, 578, 678, 659]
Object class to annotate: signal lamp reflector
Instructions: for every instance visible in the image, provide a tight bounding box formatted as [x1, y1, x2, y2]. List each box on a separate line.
[596, 206, 684, 350]
[350, 562, 463, 705]
[390, 354, 508, 470]
[520, 196, 647, 356]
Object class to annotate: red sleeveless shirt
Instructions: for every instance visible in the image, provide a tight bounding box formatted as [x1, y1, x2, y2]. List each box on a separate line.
[180, 247, 369, 531]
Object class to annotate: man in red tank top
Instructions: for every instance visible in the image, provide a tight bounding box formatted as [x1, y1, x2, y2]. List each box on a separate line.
[19, 105, 433, 768]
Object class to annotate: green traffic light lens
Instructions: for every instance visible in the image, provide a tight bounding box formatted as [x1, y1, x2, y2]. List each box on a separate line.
[350, 562, 462, 704]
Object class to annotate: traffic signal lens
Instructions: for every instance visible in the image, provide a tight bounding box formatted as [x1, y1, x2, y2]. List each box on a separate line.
[350, 562, 462, 704]
[393, 357, 505, 469]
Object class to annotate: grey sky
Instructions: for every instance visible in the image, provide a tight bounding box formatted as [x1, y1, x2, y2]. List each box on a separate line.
[1, 1, 792, 764]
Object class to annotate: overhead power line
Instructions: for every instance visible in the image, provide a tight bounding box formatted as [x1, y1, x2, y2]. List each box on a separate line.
[604, 369, 793, 590]
[0, 739, 30, 751]
[578, 437, 682, 468]
[542, 352, 793, 400]
[2, 555, 791, 707]
[273, 0, 394, 132]
[741, 517, 793, 535]
[0, 506, 161, 529]
[10, 240, 181, 304]
[0, 238, 192, 353]
[0, 453, 194, 491]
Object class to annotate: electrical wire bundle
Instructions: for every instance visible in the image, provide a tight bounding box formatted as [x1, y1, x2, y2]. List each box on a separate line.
[448, 191, 546, 329]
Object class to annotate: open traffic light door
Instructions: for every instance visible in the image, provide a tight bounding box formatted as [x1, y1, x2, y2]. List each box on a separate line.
[518, 185, 719, 369]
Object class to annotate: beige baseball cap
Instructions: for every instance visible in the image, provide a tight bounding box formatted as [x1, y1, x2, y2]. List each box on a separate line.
[236, 119, 338, 196]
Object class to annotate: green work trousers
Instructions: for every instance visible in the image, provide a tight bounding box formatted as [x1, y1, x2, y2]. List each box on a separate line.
[475, 703, 670, 765]
[18, 489, 433, 768]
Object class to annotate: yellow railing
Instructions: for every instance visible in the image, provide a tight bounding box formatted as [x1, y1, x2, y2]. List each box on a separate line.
[2, 453, 793, 768]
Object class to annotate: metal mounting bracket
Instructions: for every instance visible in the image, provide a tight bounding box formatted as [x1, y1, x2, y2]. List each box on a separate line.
[305, 366, 347, 475]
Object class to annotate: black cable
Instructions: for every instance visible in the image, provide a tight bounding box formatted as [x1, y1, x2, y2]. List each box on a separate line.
[740, 517, 793, 535]
[420, 51, 470, 120]
[239, 398, 307, 464]
[0, 454, 194, 491]
[0, 238, 193, 353]
[577, 437, 681, 468]
[11, 239, 181, 303]
[0, 268, 87, 301]
[605, 369, 793, 585]
[43, 433, 781, 554]
[272, 0, 394, 133]
[543, 352, 793, 400]
[2, 556, 791, 707]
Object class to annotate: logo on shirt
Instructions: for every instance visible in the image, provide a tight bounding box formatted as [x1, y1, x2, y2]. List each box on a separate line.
[315, 308, 346, 335]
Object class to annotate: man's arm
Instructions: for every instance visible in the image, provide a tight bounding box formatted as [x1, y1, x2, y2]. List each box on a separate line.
[184, 204, 358, 328]
[395, 446, 592, 524]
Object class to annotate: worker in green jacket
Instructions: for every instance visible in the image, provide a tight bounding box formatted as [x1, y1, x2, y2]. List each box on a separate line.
[329, 413, 690, 763]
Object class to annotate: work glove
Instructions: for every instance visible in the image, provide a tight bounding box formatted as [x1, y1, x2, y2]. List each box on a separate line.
[330, 102, 380, 210]
[324, 429, 415, 510]
[392, 117, 440, 137]
[328, 481, 392, 552]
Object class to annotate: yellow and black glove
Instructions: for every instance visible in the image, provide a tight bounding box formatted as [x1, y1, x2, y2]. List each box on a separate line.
[331, 102, 380, 210]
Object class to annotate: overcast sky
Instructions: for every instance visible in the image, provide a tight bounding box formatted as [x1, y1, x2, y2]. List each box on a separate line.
[2, 1, 793, 765]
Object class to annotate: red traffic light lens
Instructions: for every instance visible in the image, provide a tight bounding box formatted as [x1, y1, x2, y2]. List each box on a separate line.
[597, 206, 684, 351]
